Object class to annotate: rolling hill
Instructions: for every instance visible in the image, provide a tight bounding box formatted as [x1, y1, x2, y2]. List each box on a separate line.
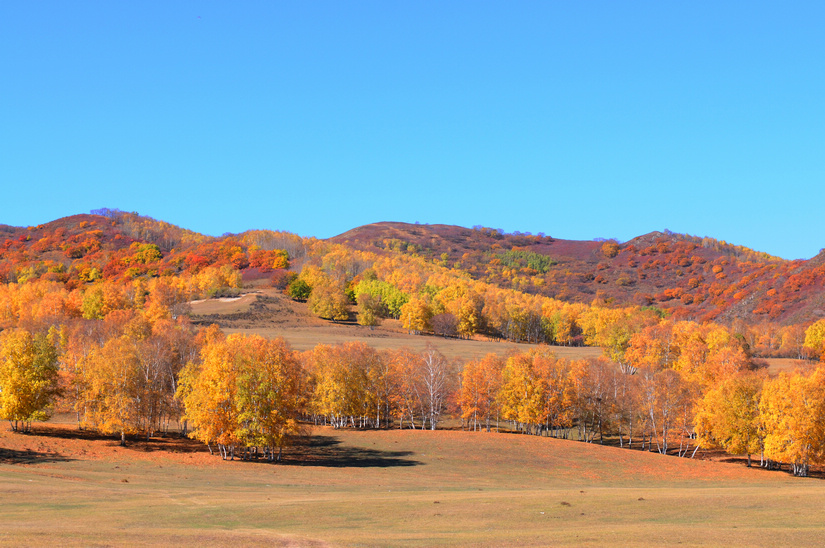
[1, 211, 823, 327]
[331, 221, 825, 325]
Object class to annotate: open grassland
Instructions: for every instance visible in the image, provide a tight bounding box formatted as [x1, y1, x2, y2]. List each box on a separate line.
[223, 324, 604, 362]
[761, 357, 811, 375]
[191, 290, 602, 362]
[192, 293, 816, 370]
[2, 421, 824, 546]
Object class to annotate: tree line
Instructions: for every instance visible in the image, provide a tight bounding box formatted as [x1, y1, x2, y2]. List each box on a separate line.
[3, 301, 825, 475]
[289, 243, 814, 361]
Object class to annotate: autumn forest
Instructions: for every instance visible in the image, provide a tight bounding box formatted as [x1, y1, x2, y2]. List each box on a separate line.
[3, 209, 825, 477]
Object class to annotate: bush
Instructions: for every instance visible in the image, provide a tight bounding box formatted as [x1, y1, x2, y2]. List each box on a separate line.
[286, 278, 311, 301]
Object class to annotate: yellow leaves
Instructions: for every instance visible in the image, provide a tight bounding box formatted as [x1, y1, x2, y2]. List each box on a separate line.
[123, 242, 163, 266]
[0, 328, 60, 427]
[460, 354, 502, 427]
[303, 342, 379, 422]
[695, 372, 764, 458]
[0, 280, 74, 330]
[307, 279, 349, 321]
[178, 340, 236, 447]
[178, 334, 305, 452]
[80, 282, 129, 320]
[601, 242, 620, 258]
[759, 368, 825, 474]
[803, 319, 825, 360]
[80, 335, 143, 437]
[400, 296, 432, 334]
[498, 349, 571, 428]
[626, 320, 750, 386]
[578, 305, 659, 365]
[65, 314, 198, 442]
[190, 265, 242, 297]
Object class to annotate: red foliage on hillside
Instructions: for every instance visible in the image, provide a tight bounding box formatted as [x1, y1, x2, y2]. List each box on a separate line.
[330, 222, 824, 326]
[2, 212, 823, 328]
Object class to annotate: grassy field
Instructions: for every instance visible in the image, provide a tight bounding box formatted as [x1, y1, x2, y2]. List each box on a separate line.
[2, 419, 824, 546]
[17, 293, 806, 545]
[190, 289, 603, 362]
[222, 323, 604, 362]
[192, 292, 810, 373]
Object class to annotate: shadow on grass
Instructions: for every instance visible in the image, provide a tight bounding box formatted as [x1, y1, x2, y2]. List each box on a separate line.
[32, 425, 206, 454]
[282, 434, 423, 468]
[0, 447, 74, 465]
[28, 425, 108, 442]
[29, 426, 422, 467]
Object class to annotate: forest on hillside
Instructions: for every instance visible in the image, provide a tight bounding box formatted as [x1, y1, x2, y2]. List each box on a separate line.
[2, 210, 825, 476]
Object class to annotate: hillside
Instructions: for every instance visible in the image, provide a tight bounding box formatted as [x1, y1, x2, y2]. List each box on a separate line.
[331, 222, 824, 325]
[1, 211, 823, 328]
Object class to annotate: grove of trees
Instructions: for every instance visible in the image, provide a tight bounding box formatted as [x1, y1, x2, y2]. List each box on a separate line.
[3, 211, 825, 477]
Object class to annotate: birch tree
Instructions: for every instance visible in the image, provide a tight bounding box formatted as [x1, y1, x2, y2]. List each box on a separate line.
[0, 328, 60, 433]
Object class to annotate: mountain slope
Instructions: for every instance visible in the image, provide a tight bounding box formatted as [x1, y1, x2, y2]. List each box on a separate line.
[1, 213, 822, 325]
[330, 222, 820, 325]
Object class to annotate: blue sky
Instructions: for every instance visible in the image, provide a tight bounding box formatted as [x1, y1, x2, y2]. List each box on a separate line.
[2, 2, 823, 259]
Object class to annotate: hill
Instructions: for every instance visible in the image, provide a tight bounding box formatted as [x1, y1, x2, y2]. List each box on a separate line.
[331, 222, 824, 325]
[2, 211, 823, 331]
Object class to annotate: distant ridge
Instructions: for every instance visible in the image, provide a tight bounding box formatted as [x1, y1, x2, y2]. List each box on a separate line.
[0, 212, 822, 325]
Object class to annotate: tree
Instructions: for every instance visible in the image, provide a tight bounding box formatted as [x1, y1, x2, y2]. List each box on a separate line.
[570, 358, 612, 443]
[400, 296, 432, 335]
[534, 354, 575, 438]
[233, 336, 305, 460]
[580, 306, 659, 373]
[81, 335, 145, 445]
[305, 343, 369, 428]
[352, 278, 408, 319]
[177, 332, 238, 457]
[460, 354, 503, 432]
[420, 345, 455, 430]
[0, 328, 60, 432]
[286, 278, 311, 301]
[308, 280, 349, 321]
[140, 316, 198, 436]
[803, 319, 825, 360]
[178, 333, 305, 460]
[759, 368, 825, 476]
[431, 313, 458, 338]
[498, 350, 546, 434]
[387, 347, 424, 429]
[356, 293, 382, 327]
[626, 321, 751, 387]
[601, 241, 620, 258]
[303, 342, 392, 429]
[695, 372, 764, 466]
[638, 367, 695, 455]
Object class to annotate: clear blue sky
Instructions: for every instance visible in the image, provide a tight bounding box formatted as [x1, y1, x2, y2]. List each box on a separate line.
[2, 2, 823, 259]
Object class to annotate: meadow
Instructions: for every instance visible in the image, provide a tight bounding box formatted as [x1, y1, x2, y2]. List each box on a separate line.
[190, 288, 603, 362]
[1, 293, 818, 547]
[2, 416, 824, 546]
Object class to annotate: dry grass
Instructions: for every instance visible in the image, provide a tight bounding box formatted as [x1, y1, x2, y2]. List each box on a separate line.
[27, 293, 810, 545]
[761, 357, 811, 375]
[191, 290, 602, 362]
[223, 323, 603, 362]
[188, 294, 258, 315]
[2, 420, 824, 546]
